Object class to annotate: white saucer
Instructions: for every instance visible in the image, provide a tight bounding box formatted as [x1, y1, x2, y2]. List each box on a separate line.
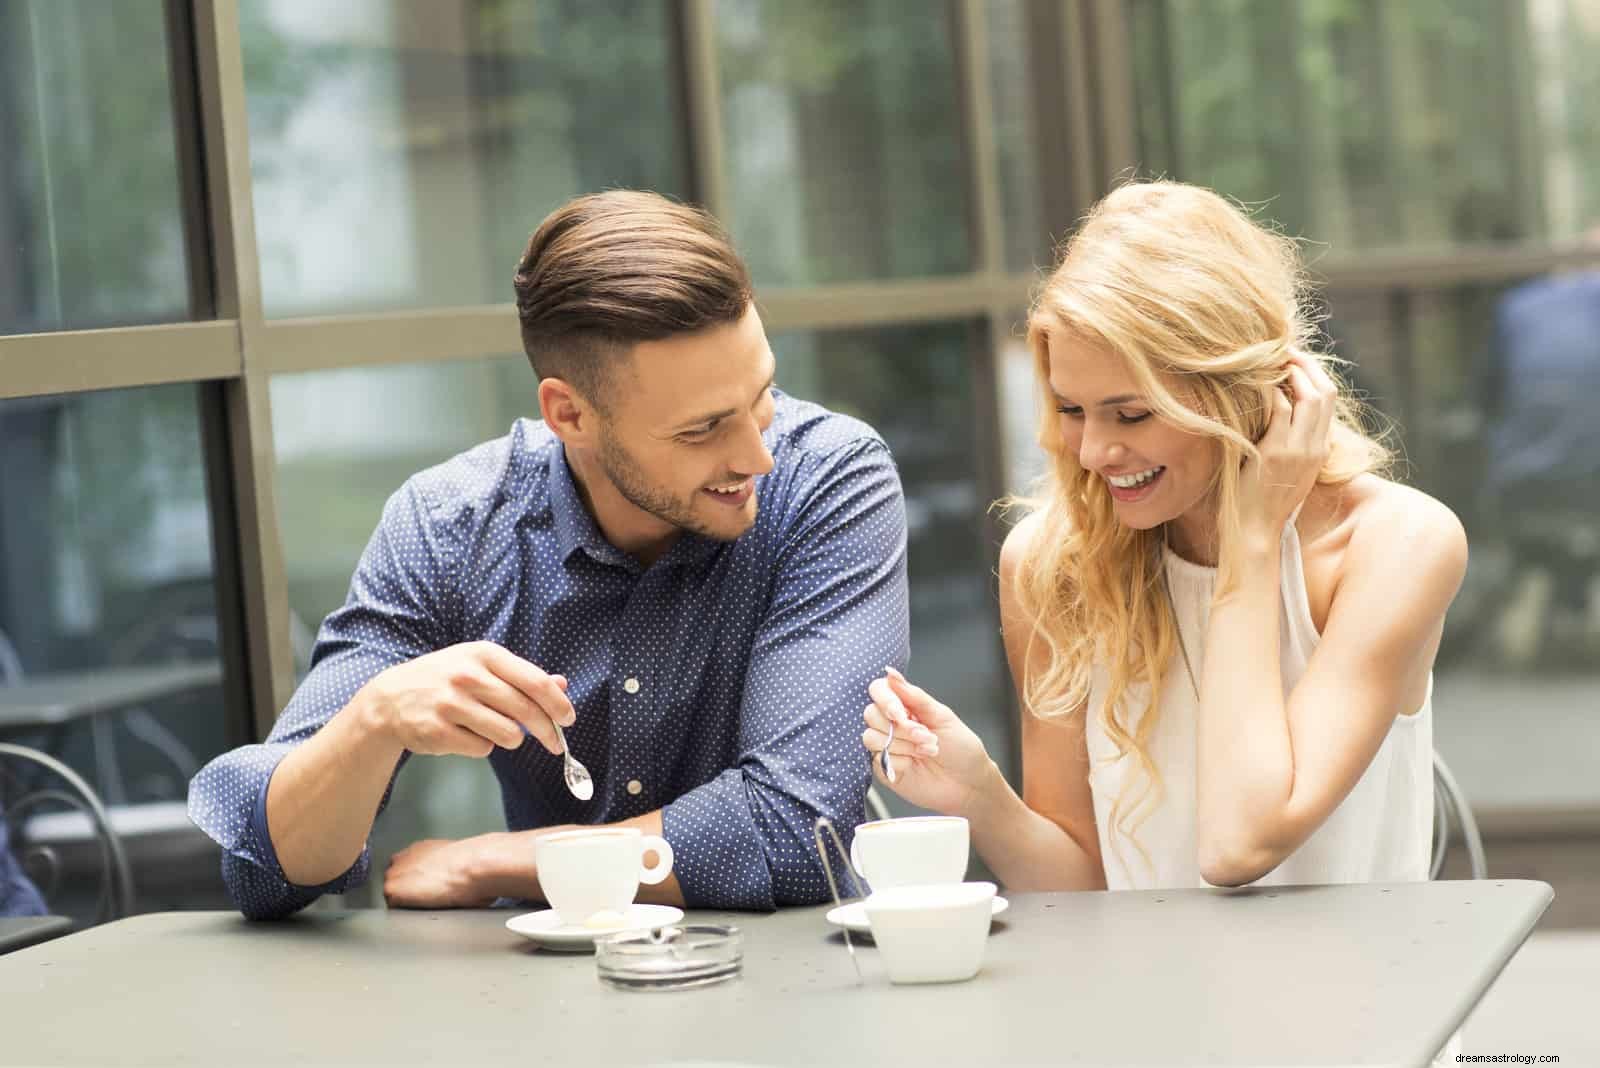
[825, 895, 1009, 935]
[505, 904, 685, 951]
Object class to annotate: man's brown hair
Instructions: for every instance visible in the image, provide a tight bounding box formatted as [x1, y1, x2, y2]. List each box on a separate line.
[513, 190, 753, 410]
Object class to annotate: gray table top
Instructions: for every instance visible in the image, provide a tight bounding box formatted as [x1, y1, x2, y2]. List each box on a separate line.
[0, 879, 1551, 1067]
[0, 661, 222, 729]
[0, 914, 72, 954]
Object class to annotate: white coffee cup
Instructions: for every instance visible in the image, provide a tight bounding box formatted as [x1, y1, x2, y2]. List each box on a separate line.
[864, 880, 997, 984]
[850, 816, 969, 891]
[534, 827, 674, 927]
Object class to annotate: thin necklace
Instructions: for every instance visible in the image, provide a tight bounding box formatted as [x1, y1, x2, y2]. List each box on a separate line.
[1160, 529, 1201, 701]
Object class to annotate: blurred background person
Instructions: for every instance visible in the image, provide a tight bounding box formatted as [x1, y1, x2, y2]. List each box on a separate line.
[1477, 230, 1600, 669]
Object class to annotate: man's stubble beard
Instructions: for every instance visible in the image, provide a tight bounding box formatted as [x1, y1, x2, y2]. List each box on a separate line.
[596, 428, 755, 542]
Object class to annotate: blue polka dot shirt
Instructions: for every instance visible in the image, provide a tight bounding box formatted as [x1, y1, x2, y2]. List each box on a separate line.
[187, 391, 909, 919]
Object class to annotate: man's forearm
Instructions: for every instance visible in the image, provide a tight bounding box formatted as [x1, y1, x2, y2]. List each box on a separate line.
[265, 690, 406, 886]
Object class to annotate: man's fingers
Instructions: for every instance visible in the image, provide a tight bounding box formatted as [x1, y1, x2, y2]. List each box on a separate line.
[460, 670, 565, 752]
[473, 642, 576, 727]
[439, 720, 498, 759]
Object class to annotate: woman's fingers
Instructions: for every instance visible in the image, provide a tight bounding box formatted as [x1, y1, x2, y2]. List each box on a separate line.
[1262, 383, 1294, 447]
[883, 666, 964, 733]
[863, 704, 938, 757]
[867, 675, 937, 739]
[1284, 361, 1335, 457]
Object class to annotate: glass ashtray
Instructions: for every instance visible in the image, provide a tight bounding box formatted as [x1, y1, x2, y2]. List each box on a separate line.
[594, 924, 743, 991]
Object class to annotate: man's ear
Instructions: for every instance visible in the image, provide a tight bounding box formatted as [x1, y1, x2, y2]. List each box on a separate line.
[539, 377, 596, 445]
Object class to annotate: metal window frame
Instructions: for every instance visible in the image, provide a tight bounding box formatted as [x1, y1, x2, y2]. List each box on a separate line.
[1, 0, 1596, 831]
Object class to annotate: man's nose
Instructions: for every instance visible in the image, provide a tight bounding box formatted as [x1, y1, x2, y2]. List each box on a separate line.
[732, 414, 775, 477]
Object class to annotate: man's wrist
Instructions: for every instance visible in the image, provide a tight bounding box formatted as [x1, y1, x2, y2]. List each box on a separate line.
[469, 830, 541, 901]
[346, 680, 400, 755]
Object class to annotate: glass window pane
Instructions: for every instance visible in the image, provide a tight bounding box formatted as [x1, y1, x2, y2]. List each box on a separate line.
[272, 356, 539, 627]
[987, 0, 1053, 273]
[1127, 0, 1600, 249]
[271, 355, 541, 903]
[0, 1, 191, 334]
[773, 322, 1014, 789]
[1326, 271, 1600, 813]
[0, 385, 233, 914]
[241, 0, 687, 317]
[716, 0, 972, 285]
[997, 308, 1047, 494]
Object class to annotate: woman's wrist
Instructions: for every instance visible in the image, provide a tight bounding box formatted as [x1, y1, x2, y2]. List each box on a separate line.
[962, 758, 1022, 832]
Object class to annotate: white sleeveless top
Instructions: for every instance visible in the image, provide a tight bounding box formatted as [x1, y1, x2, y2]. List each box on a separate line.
[1083, 519, 1434, 890]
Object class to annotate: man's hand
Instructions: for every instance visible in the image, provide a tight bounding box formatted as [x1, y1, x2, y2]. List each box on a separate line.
[383, 835, 507, 909]
[358, 641, 576, 758]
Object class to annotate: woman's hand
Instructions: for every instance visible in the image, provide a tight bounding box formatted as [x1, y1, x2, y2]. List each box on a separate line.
[862, 667, 1002, 817]
[1236, 352, 1337, 548]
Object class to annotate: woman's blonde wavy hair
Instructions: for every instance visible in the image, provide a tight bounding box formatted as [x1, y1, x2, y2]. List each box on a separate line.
[1009, 180, 1393, 859]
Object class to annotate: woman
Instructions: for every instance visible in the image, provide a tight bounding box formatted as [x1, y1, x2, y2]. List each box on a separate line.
[866, 181, 1467, 893]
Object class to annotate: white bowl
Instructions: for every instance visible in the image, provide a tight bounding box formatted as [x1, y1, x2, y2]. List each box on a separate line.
[863, 881, 996, 984]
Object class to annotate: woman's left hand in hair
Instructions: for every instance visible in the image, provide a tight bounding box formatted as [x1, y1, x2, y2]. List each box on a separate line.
[1237, 352, 1337, 548]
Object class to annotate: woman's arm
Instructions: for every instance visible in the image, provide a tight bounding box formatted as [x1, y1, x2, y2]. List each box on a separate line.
[865, 515, 1105, 891]
[1197, 488, 1467, 887]
[976, 517, 1107, 890]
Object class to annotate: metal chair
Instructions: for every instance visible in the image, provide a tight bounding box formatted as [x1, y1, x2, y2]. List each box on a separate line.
[0, 742, 134, 928]
[866, 784, 892, 822]
[867, 758, 1480, 880]
[1431, 750, 1486, 880]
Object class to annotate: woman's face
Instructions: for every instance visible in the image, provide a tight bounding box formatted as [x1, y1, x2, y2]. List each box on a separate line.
[1046, 332, 1219, 532]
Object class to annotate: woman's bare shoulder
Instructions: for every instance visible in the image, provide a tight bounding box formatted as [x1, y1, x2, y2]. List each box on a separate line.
[1326, 475, 1468, 592]
[999, 510, 1045, 580]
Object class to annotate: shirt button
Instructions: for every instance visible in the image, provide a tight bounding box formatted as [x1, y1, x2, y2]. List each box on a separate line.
[626, 779, 643, 796]
[623, 677, 640, 694]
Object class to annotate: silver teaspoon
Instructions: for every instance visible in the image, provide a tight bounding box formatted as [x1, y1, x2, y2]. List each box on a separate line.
[880, 719, 896, 783]
[551, 721, 594, 801]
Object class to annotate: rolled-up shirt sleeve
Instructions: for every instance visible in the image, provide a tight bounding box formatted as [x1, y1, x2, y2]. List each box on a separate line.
[663, 440, 909, 909]
[187, 482, 454, 919]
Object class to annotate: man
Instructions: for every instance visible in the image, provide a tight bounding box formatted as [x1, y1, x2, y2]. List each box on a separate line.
[187, 191, 908, 919]
[1479, 257, 1600, 666]
[1, 797, 48, 917]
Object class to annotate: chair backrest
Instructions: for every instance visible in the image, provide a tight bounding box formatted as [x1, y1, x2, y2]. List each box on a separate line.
[0, 743, 133, 927]
[865, 784, 892, 822]
[1431, 750, 1486, 880]
[0, 627, 23, 684]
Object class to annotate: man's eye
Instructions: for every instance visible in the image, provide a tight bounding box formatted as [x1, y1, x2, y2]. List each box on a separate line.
[678, 426, 715, 443]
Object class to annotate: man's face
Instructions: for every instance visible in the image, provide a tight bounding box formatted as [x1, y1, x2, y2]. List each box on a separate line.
[592, 304, 777, 544]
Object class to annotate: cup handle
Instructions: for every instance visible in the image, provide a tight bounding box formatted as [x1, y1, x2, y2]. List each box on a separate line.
[850, 834, 867, 882]
[638, 834, 674, 885]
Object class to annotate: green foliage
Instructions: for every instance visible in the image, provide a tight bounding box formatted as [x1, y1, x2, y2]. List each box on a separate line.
[1128, 0, 1597, 248]
[4, 0, 187, 332]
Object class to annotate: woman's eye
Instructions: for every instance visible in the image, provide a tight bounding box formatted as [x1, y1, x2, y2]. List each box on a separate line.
[1117, 411, 1151, 425]
[1055, 405, 1083, 418]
